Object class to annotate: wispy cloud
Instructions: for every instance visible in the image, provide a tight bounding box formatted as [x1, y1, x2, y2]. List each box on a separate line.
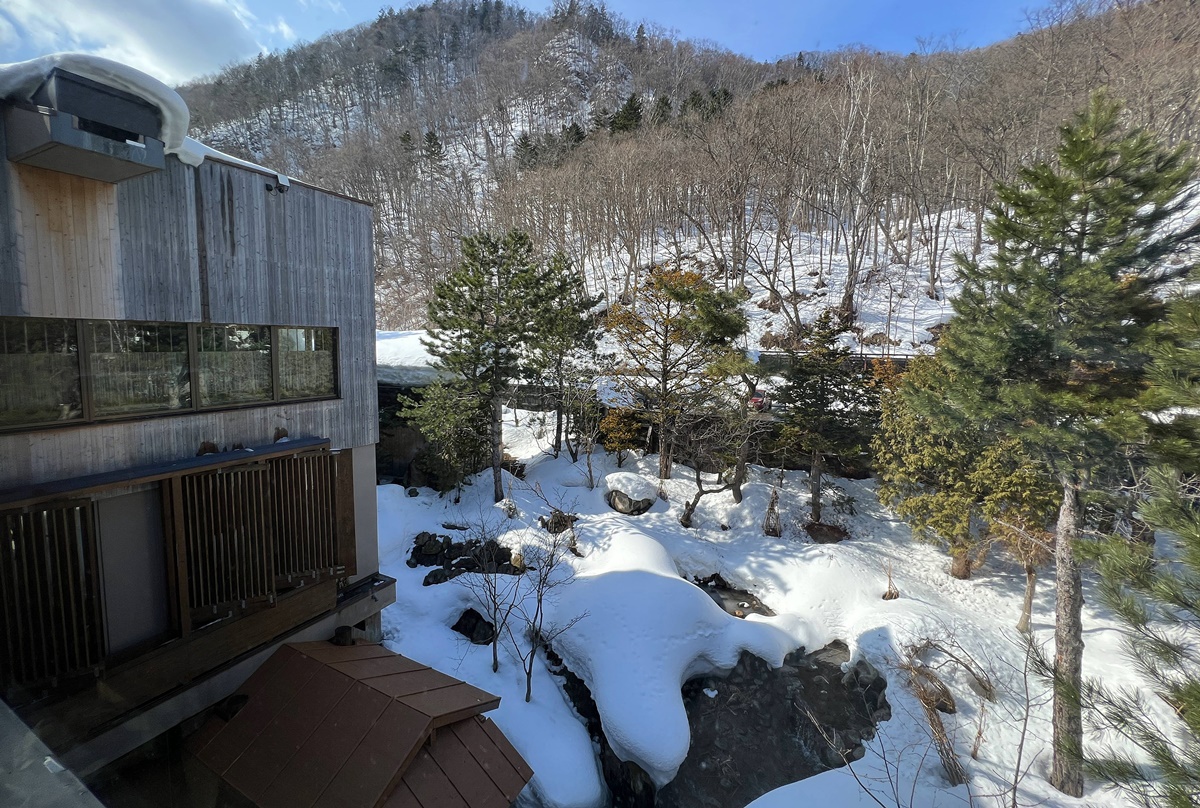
[0, 0, 274, 84]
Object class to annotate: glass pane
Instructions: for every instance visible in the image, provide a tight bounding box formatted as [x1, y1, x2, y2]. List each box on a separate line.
[279, 327, 336, 399]
[197, 324, 272, 407]
[89, 321, 191, 416]
[0, 318, 82, 426]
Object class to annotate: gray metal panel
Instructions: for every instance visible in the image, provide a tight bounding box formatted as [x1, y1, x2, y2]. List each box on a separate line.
[97, 488, 169, 654]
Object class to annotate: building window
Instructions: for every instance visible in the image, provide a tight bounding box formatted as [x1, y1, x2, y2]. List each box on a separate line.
[0, 318, 338, 431]
[88, 321, 192, 416]
[279, 327, 337, 400]
[0, 318, 82, 427]
[197, 324, 272, 407]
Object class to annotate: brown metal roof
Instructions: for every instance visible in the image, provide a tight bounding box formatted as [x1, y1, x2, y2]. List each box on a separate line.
[190, 642, 532, 808]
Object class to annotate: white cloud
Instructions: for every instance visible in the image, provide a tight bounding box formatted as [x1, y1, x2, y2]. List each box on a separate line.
[1, 0, 267, 84]
[267, 16, 297, 43]
[299, 0, 346, 13]
[0, 15, 17, 48]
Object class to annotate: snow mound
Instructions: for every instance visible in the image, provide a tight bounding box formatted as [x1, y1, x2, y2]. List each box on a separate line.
[551, 518, 813, 787]
[600, 472, 658, 503]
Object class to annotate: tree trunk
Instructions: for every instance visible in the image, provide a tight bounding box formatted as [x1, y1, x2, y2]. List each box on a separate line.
[731, 432, 750, 505]
[553, 357, 564, 458]
[1050, 474, 1085, 798]
[491, 394, 504, 503]
[680, 494, 700, 529]
[1016, 564, 1037, 634]
[949, 552, 973, 579]
[810, 450, 823, 524]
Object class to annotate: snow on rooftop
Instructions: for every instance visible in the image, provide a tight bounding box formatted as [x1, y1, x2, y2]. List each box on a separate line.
[376, 330, 450, 387]
[0, 53, 283, 177]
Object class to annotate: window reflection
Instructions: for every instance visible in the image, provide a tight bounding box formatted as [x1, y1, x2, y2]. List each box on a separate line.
[197, 324, 271, 407]
[89, 322, 191, 416]
[279, 327, 336, 399]
[0, 318, 82, 426]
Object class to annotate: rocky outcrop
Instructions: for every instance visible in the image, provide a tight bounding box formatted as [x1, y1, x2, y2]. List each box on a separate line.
[406, 532, 521, 585]
[547, 612, 890, 808]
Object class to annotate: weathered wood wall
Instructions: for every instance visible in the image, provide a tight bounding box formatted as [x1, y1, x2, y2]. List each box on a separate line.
[0, 152, 376, 489]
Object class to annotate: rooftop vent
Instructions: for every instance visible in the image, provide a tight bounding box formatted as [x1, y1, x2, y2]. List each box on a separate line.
[4, 69, 165, 183]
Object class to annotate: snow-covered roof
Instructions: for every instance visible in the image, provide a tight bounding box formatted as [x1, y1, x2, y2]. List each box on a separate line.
[0, 53, 283, 179]
[376, 330, 450, 387]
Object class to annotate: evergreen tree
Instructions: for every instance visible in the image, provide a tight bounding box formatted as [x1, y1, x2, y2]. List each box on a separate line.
[929, 94, 1200, 796]
[524, 252, 600, 457]
[876, 357, 1058, 604]
[610, 93, 643, 134]
[1083, 293, 1200, 806]
[649, 95, 672, 126]
[424, 230, 558, 502]
[776, 310, 878, 524]
[635, 23, 647, 52]
[401, 381, 488, 500]
[606, 267, 747, 479]
[422, 130, 445, 163]
[514, 130, 538, 169]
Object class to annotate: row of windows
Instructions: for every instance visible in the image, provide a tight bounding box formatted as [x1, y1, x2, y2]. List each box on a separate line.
[0, 318, 338, 430]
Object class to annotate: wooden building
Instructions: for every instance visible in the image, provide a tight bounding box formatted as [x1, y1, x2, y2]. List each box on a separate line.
[0, 56, 397, 782]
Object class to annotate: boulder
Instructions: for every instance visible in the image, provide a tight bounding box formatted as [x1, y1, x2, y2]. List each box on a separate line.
[601, 473, 658, 516]
[452, 608, 496, 645]
[539, 509, 579, 534]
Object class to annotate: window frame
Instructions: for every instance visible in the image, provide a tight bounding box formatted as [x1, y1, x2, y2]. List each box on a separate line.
[0, 318, 341, 434]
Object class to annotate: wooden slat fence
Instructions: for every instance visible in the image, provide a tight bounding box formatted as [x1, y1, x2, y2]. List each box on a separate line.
[0, 502, 103, 696]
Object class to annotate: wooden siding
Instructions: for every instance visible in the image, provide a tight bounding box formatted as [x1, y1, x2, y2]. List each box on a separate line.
[7, 164, 122, 320]
[0, 124, 22, 314]
[0, 153, 377, 489]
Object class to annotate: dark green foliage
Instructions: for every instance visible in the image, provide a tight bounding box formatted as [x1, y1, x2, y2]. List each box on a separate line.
[874, 357, 1057, 580]
[606, 267, 747, 479]
[514, 131, 538, 169]
[422, 230, 561, 501]
[776, 310, 878, 524]
[423, 130, 445, 163]
[649, 95, 672, 126]
[921, 92, 1200, 796]
[401, 381, 488, 498]
[610, 93, 643, 134]
[1082, 295, 1200, 807]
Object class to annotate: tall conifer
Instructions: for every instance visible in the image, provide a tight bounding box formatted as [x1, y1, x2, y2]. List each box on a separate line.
[931, 94, 1200, 796]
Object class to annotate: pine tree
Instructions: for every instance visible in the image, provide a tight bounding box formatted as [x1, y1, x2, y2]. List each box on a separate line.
[777, 310, 877, 524]
[931, 94, 1200, 796]
[606, 267, 746, 479]
[514, 131, 538, 169]
[401, 381, 488, 499]
[610, 93, 643, 134]
[1083, 293, 1200, 806]
[876, 357, 1058, 603]
[424, 230, 558, 502]
[524, 251, 599, 457]
[634, 23, 647, 52]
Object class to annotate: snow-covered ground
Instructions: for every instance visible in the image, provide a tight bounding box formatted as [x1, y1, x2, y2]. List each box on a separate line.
[376, 409, 1169, 808]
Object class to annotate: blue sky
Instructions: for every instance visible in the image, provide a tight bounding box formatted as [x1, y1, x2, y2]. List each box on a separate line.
[0, 0, 1036, 86]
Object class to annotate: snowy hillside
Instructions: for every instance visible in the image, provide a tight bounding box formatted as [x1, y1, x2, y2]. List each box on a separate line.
[375, 410, 1171, 808]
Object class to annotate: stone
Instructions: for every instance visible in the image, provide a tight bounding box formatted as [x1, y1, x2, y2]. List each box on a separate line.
[451, 608, 496, 645]
[601, 473, 658, 516]
[406, 487, 420, 497]
[606, 489, 656, 516]
[538, 509, 578, 534]
[805, 522, 849, 544]
[422, 568, 452, 586]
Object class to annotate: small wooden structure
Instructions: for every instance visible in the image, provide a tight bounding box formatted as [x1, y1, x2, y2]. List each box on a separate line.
[192, 642, 532, 808]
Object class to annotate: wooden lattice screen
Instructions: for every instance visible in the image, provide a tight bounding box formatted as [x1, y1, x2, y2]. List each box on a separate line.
[180, 465, 274, 614]
[272, 451, 338, 585]
[178, 449, 342, 621]
[0, 502, 104, 695]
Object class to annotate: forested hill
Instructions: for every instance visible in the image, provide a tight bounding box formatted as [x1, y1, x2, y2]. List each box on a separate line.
[179, 0, 1200, 336]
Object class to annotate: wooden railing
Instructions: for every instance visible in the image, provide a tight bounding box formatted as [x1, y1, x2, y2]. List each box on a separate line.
[0, 437, 355, 702]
